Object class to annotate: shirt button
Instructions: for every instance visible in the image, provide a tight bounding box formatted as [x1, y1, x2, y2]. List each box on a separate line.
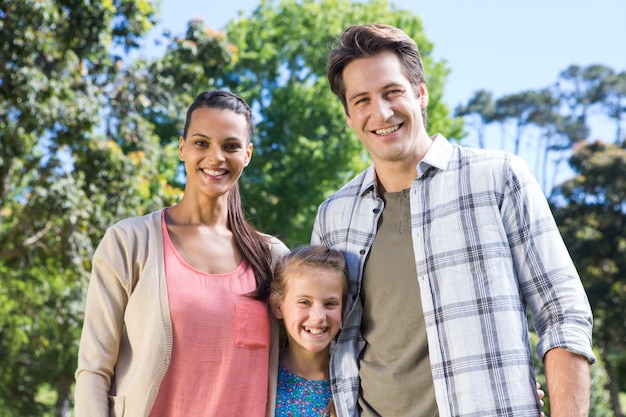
[359, 249, 366, 255]
[373, 208, 380, 213]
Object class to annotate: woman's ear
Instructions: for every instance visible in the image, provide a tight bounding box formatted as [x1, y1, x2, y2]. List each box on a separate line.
[269, 295, 283, 319]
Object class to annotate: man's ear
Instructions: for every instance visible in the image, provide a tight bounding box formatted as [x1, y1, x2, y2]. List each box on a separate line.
[419, 82, 429, 109]
[269, 295, 283, 319]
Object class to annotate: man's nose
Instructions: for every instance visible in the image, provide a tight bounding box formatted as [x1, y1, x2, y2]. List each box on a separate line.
[372, 97, 394, 122]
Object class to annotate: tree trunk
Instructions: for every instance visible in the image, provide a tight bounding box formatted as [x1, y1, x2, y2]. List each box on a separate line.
[602, 351, 624, 417]
[54, 378, 73, 417]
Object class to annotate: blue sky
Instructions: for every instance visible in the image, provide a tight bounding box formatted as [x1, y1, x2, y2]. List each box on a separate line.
[143, 0, 625, 183]
[149, 0, 625, 112]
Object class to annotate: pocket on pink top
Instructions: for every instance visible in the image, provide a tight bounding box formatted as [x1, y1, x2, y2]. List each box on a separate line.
[234, 301, 270, 348]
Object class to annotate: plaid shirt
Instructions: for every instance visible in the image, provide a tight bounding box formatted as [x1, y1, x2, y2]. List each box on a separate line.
[311, 135, 595, 417]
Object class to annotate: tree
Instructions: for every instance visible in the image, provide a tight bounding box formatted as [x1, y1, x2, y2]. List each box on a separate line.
[493, 90, 551, 156]
[0, 0, 164, 414]
[220, 0, 463, 246]
[455, 89, 495, 149]
[551, 140, 626, 417]
[557, 64, 615, 127]
[600, 70, 626, 145]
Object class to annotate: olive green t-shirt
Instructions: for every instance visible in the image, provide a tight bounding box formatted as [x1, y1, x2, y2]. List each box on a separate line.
[358, 189, 438, 417]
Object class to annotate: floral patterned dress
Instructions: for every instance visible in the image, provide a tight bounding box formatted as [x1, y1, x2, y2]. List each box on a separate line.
[275, 362, 332, 417]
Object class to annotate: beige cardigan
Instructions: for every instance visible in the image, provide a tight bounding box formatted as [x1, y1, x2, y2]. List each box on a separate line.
[74, 209, 289, 417]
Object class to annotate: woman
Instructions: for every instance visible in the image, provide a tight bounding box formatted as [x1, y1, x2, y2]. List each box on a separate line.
[74, 90, 289, 417]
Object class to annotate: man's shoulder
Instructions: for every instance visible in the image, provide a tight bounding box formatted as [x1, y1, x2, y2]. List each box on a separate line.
[451, 144, 522, 172]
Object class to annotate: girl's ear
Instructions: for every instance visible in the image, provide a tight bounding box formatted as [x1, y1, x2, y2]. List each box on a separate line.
[269, 295, 283, 319]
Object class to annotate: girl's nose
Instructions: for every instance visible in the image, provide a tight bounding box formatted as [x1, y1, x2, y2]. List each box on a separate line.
[310, 305, 326, 322]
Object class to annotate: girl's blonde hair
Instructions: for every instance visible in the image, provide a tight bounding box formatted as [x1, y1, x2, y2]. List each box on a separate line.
[271, 245, 348, 306]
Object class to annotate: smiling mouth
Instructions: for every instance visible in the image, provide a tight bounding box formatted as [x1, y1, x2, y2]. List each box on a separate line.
[374, 124, 401, 135]
[305, 327, 327, 335]
[201, 168, 227, 176]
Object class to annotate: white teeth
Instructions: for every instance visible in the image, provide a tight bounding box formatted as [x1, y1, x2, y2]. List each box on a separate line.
[203, 168, 226, 176]
[306, 328, 326, 335]
[375, 125, 400, 135]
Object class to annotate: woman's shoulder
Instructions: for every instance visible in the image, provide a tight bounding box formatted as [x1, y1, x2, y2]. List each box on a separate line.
[100, 209, 163, 249]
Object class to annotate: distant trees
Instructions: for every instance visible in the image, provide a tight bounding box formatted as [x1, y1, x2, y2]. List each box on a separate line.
[0, 0, 174, 415]
[455, 64, 624, 194]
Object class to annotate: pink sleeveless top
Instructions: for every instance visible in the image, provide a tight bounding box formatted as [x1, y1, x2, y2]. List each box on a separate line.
[149, 213, 270, 416]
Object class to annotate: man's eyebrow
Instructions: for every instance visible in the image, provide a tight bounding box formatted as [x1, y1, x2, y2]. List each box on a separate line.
[347, 83, 403, 102]
[347, 91, 368, 102]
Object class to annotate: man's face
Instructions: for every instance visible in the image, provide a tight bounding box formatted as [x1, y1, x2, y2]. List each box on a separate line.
[343, 50, 428, 168]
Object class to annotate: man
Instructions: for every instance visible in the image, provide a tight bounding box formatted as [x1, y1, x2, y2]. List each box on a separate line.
[311, 24, 595, 417]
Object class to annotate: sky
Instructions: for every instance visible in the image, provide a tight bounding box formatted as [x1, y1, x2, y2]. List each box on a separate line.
[148, 0, 626, 112]
[143, 0, 625, 181]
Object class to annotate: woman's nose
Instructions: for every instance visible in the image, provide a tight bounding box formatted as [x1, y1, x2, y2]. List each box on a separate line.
[207, 147, 224, 162]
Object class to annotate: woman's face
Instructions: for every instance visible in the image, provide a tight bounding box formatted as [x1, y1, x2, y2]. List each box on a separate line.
[179, 107, 253, 200]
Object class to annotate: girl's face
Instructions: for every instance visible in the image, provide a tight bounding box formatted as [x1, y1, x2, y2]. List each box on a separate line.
[271, 265, 344, 355]
[179, 107, 252, 200]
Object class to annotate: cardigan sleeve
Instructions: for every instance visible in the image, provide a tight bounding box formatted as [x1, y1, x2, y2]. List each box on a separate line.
[74, 224, 135, 417]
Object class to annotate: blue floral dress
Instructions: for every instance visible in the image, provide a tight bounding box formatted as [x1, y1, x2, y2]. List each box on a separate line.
[275, 362, 332, 417]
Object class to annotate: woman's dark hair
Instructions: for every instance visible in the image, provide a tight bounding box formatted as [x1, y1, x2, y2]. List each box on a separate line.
[327, 24, 427, 127]
[183, 90, 273, 300]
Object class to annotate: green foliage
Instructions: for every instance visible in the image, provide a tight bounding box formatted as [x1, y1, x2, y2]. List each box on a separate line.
[551, 140, 626, 416]
[222, 0, 462, 245]
[0, 0, 165, 414]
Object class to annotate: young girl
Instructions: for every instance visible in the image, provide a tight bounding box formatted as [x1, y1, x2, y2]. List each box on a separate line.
[269, 245, 349, 417]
